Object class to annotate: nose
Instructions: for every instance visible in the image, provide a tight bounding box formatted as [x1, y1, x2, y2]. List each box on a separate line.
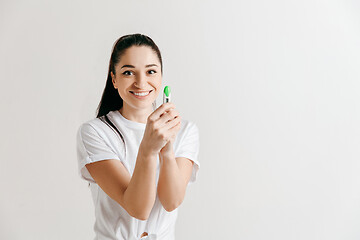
[134, 73, 149, 89]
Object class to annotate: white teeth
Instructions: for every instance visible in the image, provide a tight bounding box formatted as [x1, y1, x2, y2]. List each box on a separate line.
[132, 91, 150, 96]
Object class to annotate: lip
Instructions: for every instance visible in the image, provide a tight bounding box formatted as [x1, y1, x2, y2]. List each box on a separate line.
[129, 90, 152, 93]
[130, 90, 153, 99]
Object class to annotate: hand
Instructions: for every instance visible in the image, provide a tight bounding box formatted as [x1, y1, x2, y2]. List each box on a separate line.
[159, 135, 175, 157]
[159, 105, 181, 159]
[140, 102, 182, 155]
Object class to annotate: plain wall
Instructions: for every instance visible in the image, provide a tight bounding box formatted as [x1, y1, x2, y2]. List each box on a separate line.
[1, 0, 360, 239]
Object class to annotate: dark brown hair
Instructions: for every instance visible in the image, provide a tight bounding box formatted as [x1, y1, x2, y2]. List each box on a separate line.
[96, 33, 163, 118]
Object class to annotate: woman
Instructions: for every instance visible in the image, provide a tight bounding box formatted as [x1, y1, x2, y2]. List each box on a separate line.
[76, 33, 200, 240]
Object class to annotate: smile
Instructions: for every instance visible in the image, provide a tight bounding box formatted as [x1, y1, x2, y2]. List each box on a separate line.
[130, 90, 153, 98]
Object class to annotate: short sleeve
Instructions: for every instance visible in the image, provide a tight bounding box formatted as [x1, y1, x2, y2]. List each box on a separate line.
[76, 122, 121, 183]
[175, 122, 200, 185]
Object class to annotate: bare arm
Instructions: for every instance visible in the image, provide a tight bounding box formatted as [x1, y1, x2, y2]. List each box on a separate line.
[122, 143, 158, 219]
[85, 143, 158, 220]
[157, 152, 194, 212]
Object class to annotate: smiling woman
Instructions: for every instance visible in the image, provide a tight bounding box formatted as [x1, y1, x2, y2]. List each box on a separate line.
[109, 45, 162, 123]
[76, 33, 200, 240]
[96, 35, 163, 119]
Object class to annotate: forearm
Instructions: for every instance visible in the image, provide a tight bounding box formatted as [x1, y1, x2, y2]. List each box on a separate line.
[123, 144, 158, 220]
[157, 152, 186, 212]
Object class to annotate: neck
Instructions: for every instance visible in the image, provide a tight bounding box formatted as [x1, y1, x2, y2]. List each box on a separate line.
[119, 104, 154, 124]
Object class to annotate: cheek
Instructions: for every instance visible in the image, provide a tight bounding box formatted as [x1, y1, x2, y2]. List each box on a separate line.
[154, 76, 162, 86]
[118, 81, 130, 90]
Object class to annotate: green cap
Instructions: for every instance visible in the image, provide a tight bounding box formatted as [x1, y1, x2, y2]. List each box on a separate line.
[164, 86, 171, 97]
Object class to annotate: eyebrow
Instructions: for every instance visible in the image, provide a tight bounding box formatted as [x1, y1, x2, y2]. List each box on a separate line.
[120, 64, 158, 69]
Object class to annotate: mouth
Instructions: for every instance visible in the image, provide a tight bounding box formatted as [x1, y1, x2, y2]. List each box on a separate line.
[129, 90, 153, 98]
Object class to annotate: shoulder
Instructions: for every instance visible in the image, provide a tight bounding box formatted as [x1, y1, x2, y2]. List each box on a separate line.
[78, 117, 102, 131]
[77, 117, 107, 138]
[180, 119, 199, 133]
[176, 118, 199, 142]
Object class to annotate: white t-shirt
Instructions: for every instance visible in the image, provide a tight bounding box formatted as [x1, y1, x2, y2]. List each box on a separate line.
[76, 109, 200, 240]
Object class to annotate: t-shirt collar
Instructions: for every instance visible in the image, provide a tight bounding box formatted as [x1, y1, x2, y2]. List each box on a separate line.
[110, 110, 146, 130]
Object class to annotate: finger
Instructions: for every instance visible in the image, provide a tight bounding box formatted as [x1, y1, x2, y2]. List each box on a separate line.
[168, 119, 182, 135]
[163, 121, 181, 143]
[161, 115, 181, 131]
[150, 102, 175, 121]
[160, 109, 179, 124]
[159, 104, 177, 118]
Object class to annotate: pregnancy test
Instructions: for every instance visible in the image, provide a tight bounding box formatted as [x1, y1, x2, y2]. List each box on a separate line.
[163, 86, 171, 103]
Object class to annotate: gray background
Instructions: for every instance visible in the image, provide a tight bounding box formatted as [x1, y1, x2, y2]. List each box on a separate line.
[1, 0, 360, 239]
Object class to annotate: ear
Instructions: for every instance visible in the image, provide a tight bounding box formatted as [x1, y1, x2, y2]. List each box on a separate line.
[110, 72, 117, 88]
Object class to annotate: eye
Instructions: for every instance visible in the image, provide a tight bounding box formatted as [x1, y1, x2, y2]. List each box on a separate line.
[122, 71, 133, 76]
[148, 70, 156, 74]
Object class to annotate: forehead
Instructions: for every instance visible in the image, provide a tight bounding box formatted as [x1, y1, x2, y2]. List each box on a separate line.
[119, 46, 160, 66]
